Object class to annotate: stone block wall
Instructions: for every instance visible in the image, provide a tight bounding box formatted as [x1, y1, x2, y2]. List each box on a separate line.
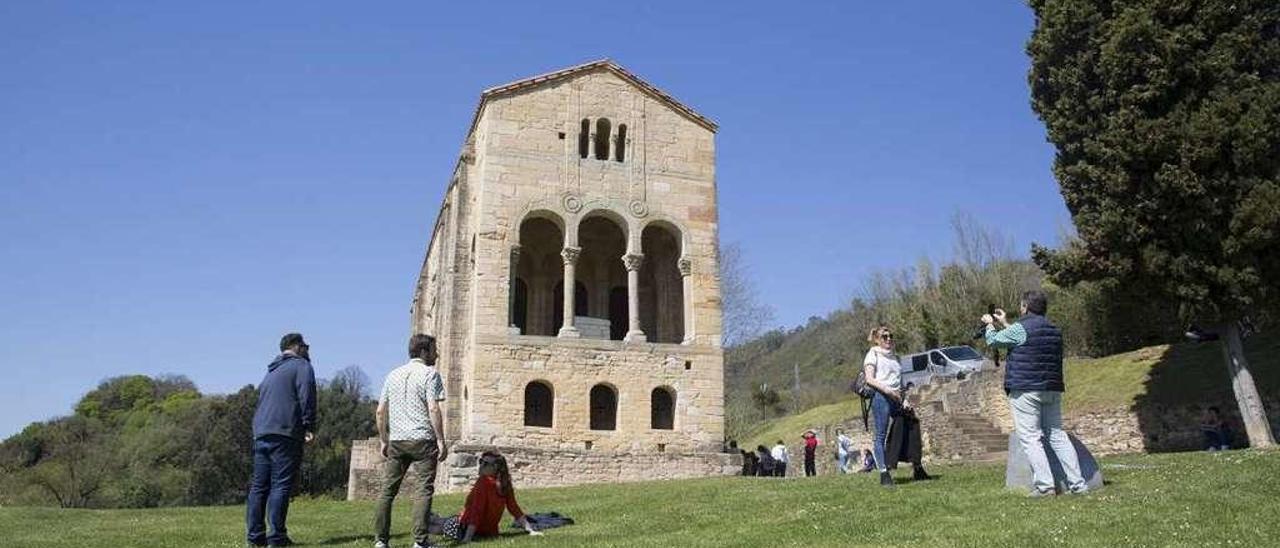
[462, 336, 724, 454]
[348, 439, 740, 499]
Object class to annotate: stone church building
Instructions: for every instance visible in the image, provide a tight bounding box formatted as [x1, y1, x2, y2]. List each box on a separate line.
[348, 60, 737, 498]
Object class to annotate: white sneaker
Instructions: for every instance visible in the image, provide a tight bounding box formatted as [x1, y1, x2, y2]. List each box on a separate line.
[374, 542, 389, 548]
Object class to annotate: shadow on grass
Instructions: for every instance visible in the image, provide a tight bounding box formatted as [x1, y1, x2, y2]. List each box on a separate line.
[1132, 332, 1280, 452]
[316, 533, 404, 545]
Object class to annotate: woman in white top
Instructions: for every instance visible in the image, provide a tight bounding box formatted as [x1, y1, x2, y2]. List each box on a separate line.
[863, 325, 906, 487]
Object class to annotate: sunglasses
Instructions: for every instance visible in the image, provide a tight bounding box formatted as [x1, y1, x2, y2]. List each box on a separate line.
[879, 333, 894, 341]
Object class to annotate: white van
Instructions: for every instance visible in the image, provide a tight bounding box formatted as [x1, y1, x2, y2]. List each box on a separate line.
[898, 345, 987, 389]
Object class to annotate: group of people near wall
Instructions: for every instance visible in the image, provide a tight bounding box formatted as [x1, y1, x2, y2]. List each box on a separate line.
[865, 290, 1090, 494]
[734, 290, 1094, 497]
[243, 332, 545, 548]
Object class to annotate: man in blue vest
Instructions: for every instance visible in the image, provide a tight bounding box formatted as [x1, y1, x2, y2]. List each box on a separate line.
[984, 290, 1088, 496]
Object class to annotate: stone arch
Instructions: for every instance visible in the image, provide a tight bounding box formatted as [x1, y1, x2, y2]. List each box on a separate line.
[523, 380, 554, 428]
[650, 386, 675, 430]
[589, 383, 618, 431]
[577, 211, 629, 339]
[640, 223, 685, 343]
[514, 214, 565, 336]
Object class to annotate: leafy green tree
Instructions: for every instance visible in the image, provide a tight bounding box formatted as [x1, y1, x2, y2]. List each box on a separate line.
[1027, 0, 1279, 446]
[25, 416, 110, 508]
[298, 366, 375, 498]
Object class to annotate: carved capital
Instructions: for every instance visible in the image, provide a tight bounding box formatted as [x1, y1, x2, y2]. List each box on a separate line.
[561, 246, 581, 265]
[678, 258, 692, 277]
[622, 253, 645, 272]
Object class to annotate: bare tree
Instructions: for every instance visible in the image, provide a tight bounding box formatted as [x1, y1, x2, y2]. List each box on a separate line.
[719, 242, 774, 347]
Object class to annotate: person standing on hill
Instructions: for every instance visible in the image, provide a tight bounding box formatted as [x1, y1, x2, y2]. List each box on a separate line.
[984, 289, 1087, 496]
[801, 430, 820, 477]
[770, 440, 790, 477]
[835, 428, 853, 474]
[246, 333, 317, 548]
[863, 325, 906, 488]
[374, 333, 448, 548]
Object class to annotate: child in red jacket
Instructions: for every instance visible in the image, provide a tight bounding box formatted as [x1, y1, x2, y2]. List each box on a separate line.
[430, 451, 541, 543]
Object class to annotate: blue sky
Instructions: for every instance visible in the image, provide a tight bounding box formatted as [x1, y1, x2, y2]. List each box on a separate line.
[0, 2, 1069, 437]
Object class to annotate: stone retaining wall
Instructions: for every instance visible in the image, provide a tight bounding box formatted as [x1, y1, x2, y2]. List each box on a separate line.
[348, 438, 740, 500]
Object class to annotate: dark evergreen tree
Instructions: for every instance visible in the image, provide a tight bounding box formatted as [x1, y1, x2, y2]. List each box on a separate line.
[1027, 0, 1279, 446]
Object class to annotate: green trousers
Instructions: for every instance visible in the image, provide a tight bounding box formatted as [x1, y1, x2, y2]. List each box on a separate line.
[373, 439, 440, 546]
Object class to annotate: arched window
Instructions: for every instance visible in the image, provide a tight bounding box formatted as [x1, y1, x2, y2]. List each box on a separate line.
[576, 215, 628, 339]
[615, 124, 627, 162]
[578, 118, 590, 158]
[639, 224, 685, 343]
[589, 384, 617, 431]
[524, 381, 553, 427]
[515, 216, 564, 336]
[594, 118, 611, 160]
[553, 280, 589, 330]
[651, 387, 675, 430]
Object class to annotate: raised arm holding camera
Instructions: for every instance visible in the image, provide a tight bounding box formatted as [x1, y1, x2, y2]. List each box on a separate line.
[983, 290, 1088, 496]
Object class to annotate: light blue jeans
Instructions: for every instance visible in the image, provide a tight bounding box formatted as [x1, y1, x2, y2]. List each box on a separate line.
[1009, 390, 1087, 493]
[837, 451, 850, 474]
[870, 392, 896, 472]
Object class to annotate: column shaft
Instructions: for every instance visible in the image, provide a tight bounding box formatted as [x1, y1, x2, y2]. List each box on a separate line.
[558, 246, 581, 338]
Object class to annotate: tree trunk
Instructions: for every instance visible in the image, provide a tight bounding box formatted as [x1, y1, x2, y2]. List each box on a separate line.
[1220, 321, 1276, 449]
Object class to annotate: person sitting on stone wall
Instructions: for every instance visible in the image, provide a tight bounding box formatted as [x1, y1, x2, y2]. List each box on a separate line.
[858, 448, 875, 473]
[427, 451, 542, 543]
[1200, 406, 1232, 451]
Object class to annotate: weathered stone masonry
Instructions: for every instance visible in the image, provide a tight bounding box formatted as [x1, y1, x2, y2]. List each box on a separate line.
[349, 60, 737, 498]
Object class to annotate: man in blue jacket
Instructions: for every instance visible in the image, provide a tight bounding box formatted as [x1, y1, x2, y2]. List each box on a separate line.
[984, 290, 1087, 496]
[246, 333, 317, 547]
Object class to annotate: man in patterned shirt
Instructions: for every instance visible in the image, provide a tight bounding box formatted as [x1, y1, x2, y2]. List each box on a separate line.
[374, 334, 447, 548]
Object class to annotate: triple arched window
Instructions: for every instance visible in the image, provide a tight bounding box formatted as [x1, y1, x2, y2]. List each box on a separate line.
[521, 381, 675, 432]
[579, 118, 627, 163]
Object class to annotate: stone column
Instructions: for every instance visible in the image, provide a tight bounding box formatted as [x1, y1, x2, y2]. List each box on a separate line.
[507, 245, 522, 335]
[622, 253, 645, 342]
[558, 246, 581, 338]
[679, 258, 694, 344]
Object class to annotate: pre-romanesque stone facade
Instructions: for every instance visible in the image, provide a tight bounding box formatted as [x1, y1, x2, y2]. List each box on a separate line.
[349, 60, 736, 498]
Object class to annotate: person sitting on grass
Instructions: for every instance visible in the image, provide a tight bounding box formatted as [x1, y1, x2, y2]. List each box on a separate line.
[1200, 406, 1232, 451]
[427, 451, 542, 544]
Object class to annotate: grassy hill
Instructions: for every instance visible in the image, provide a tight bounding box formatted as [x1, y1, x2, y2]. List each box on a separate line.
[2, 451, 1277, 547]
[736, 331, 1280, 451]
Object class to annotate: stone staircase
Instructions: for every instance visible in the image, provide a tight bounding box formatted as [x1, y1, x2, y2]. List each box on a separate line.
[906, 369, 1011, 464]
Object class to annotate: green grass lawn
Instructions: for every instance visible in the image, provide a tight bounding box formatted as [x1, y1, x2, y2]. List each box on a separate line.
[2, 450, 1276, 547]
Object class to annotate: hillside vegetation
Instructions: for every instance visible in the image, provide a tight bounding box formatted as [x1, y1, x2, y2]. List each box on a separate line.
[722, 218, 1196, 440]
[2, 451, 1276, 547]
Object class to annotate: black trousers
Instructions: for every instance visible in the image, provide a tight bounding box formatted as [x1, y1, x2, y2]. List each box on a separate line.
[804, 453, 816, 476]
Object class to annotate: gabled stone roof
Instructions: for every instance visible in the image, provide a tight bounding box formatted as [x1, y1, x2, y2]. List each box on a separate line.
[466, 59, 718, 138]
